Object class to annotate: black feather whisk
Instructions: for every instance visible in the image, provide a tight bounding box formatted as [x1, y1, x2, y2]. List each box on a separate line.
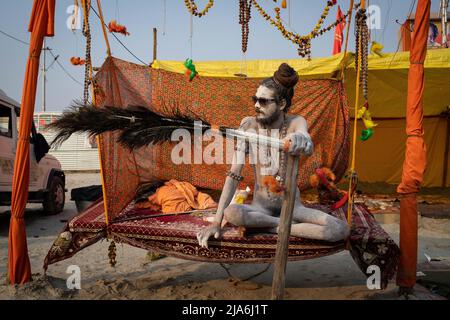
[46, 102, 229, 150]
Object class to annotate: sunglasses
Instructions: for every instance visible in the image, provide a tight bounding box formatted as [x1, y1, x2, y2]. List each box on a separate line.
[252, 96, 277, 106]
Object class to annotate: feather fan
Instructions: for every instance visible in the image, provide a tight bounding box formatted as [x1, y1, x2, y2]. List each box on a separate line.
[46, 102, 228, 150]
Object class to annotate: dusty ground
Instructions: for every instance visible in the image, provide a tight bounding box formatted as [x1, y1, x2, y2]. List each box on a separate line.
[0, 173, 449, 300]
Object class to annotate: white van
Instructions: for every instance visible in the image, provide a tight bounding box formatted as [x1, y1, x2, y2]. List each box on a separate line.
[0, 89, 65, 214]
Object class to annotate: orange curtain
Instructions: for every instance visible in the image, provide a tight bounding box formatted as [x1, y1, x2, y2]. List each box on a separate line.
[401, 21, 412, 51]
[396, 0, 430, 289]
[8, 0, 55, 284]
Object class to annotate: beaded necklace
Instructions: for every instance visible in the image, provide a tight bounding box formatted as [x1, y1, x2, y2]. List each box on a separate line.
[261, 115, 288, 202]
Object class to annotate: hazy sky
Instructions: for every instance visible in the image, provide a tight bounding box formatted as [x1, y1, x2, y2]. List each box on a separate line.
[0, 0, 443, 111]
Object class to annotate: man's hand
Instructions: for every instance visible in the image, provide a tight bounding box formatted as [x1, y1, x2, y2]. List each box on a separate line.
[196, 224, 221, 249]
[284, 132, 313, 156]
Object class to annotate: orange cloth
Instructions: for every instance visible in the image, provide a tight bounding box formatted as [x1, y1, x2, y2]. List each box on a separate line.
[148, 179, 217, 213]
[8, 0, 55, 284]
[396, 0, 430, 289]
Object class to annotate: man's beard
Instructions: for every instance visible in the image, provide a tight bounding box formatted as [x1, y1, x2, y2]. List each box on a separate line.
[255, 109, 282, 126]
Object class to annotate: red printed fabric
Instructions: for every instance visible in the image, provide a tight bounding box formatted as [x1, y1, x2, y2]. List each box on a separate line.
[93, 57, 349, 223]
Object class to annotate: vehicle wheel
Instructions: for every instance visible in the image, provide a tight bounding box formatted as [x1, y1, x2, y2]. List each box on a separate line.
[43, 176, 65, 215]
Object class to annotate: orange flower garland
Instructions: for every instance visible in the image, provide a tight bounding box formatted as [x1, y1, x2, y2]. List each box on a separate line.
[252, 0, 358, 58]
[184, 0, 214, 17]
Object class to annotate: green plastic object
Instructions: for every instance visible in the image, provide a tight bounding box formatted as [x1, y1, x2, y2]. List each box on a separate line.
[360, 128, 373, 141]
[183, 58, 198, 81]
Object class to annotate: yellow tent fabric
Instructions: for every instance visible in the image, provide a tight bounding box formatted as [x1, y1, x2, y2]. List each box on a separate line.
[345, 49, 450, 118]
[152, 50, 450, 187]
[152, 52, 352, 79]
[152, 48, 450, 118]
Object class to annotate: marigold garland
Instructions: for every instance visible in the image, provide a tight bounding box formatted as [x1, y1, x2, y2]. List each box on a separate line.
[252, 0, 359, 58]
[184, 0, 214, 17]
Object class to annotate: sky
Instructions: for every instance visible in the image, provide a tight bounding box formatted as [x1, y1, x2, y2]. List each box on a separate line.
[0, 0, 444, 111]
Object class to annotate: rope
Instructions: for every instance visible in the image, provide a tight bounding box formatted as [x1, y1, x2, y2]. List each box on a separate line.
[48, 49, 83, 86]
[0, 29, 29, 45]
[219, 263, 271, 285]
[340, 0, 355, 80]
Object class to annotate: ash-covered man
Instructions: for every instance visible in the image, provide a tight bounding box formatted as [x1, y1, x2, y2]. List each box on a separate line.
[197, 63, 349, 248]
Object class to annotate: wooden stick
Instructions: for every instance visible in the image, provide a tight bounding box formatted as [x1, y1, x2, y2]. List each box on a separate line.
[271, 154, 300, 300]
[152, 28, 157, 65]
[443, 107, 450, 187]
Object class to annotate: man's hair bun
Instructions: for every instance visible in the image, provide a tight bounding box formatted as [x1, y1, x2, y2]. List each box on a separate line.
[273, 63, 299, 89]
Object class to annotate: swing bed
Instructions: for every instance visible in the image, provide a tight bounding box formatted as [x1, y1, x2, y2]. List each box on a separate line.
[44, 0, 399, 298]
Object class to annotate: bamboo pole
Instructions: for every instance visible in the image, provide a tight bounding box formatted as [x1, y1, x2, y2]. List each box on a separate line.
[81, 0, 110, 225]
[152, 28, 157, 65]
[347, 0, 366, 225]
[96, 0, 112, 56]
[271, 154, 300, 300]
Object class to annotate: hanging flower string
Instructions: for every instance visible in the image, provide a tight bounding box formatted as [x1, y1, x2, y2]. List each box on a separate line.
[239, 0, 252, 53]
[252, 0, 359, 58]
[354, 7, 374, 141]
[184, 0, 214, 17]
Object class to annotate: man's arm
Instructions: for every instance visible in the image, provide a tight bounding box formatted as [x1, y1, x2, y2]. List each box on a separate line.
[285, 116, 313, 156]
[196, 117, 252, 248]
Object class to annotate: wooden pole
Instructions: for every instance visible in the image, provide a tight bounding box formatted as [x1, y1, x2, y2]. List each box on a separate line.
[271, 154, 300, 300]
[96, 0, 112, 57]
[443, 107, 450, 187]
[152, 28, 157, 65]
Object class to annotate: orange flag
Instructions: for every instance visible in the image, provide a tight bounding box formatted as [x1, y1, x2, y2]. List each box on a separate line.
[332, 6, 346, 55]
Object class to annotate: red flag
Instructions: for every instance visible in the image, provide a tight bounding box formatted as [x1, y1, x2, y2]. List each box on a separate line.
[332, 6, 346, 55]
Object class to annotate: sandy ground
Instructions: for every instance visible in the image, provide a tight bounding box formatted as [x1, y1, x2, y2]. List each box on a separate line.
[0, 172, 449, 300]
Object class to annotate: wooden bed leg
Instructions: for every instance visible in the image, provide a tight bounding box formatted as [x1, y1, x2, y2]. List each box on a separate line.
[271, 154, 300, 300]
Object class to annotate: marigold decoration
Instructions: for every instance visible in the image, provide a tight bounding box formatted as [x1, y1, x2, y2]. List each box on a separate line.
[184, 58, 198, 81]
[70, 56, 86, 66]
[309, 167, 348, 210]
[108, 20, 130, 36]
[357, 102, 377, 141]
[184, 0, 214, 17]
[252, 0, 356, 59]
[370, 41, 385, 57]
[239, 0, 252, 53]
[262, 175, 285, 194]
[354, 8, 371, 141]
